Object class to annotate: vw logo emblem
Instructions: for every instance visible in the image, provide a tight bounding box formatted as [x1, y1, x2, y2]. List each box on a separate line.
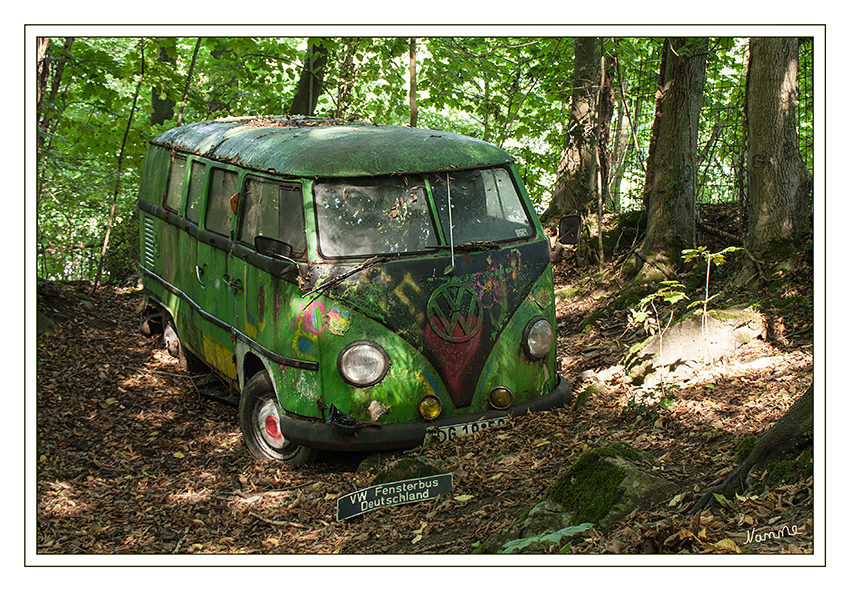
[427, 283, 483, 343]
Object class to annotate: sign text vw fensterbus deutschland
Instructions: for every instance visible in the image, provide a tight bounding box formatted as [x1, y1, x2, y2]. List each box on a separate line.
[336, 474, 453, 521]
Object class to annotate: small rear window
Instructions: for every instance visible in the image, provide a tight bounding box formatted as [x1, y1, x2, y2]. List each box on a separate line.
[186, 161, 207, 224]
[205, 168, 238, 236]
[164, 156, 186, 213]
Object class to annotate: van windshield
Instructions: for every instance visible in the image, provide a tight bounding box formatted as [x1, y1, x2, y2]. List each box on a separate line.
[428, 168, 534, 245]
[315, 176, 437, 258]
[314, 167, 534, 258]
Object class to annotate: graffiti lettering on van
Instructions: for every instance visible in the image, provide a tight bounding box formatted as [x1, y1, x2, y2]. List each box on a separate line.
[391, 272, 424, 323]
[292, 301, 352, 355]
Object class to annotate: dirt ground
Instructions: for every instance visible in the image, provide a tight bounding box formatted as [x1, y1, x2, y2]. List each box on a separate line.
[33, 236, 816, 561]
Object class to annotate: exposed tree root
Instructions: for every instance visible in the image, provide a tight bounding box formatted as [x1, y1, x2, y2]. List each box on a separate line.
[691, 382, 813, 514]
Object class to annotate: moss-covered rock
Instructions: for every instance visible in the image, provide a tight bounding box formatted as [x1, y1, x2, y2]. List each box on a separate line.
[37, 310, 58, 335]
[477, 442, 679, 553]
[369, 457, 444, 486]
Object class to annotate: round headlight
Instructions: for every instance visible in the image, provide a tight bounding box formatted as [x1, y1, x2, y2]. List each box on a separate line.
[338, 341, 389, 387]
[523, 317, 554, 360]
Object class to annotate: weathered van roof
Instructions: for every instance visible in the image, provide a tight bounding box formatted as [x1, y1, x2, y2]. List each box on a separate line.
[151, 116, 514, 178]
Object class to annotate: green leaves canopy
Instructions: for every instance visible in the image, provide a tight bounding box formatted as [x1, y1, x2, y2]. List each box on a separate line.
[37, 35, 800, 284]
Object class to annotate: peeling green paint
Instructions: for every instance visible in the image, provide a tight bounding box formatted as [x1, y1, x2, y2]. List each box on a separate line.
[325, 306, 351, 336]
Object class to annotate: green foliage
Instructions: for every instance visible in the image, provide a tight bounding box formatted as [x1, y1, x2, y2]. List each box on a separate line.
[501, 523, 593, 554]
[682, 245, 740, 268]
[620, 389, 677, 423]
[35, 36, 813, 283]
[101, 213, 140, 284]
[419, 37, 574, 208]
[682, 246, 740, 334]
[627, 280, 687, 336]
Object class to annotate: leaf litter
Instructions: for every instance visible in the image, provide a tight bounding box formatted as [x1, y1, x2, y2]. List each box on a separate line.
[35, 237, 815, 556]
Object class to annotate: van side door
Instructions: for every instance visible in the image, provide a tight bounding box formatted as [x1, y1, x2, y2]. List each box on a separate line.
[233, 176, 308, 351]
[194, 166, 241, 380]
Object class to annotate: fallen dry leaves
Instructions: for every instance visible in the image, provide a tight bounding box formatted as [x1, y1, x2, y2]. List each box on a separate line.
[35, 243, 815, 558]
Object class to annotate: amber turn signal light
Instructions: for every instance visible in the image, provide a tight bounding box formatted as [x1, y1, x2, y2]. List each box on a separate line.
[418, 395, 442, 420]
[488, 386, 513, 410]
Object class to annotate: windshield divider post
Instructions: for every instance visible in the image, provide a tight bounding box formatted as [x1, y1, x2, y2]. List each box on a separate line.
[447, 172, 455, 273]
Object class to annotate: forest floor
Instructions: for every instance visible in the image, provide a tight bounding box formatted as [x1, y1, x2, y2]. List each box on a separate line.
[34, 210, 816, 561]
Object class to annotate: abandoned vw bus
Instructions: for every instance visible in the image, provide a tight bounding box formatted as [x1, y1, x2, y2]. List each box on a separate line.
[137, 115, 578, 463]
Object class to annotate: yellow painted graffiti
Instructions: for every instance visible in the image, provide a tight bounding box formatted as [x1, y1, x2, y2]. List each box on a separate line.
[392, 272, 424, 324]
[202, 335, 237, 379]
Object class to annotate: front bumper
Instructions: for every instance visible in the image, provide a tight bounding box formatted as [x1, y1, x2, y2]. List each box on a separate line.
[278, 375, 572, 453]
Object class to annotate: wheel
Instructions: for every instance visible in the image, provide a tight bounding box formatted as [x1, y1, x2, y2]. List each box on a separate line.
[163, 321, 180, 358]
[239, 371, 318, 464]
[163, 320, 207, 373]
[139, 311, 163, 337]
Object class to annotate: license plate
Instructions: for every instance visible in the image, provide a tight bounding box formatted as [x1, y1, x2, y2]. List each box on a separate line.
[437, 416, 509, 443]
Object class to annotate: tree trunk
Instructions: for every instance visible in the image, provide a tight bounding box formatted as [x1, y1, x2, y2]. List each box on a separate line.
[692, 382, 813, 514]
[598, 48, 616, 210]
[150, 43, 176, 126]
[289, 40, 329, 116]
[38, 37, 74, 145]
[177, 37, 202, 126]
[36, 38, 50, 117]
[540, 38, 602, 224]
[746, 37, 813, 260]
[608, 79, 634, 212]
[409, 38, 418, 128]
[640, 38, 708, 272]
[37, 37, 74, 219]
[332, 39, 358, 120]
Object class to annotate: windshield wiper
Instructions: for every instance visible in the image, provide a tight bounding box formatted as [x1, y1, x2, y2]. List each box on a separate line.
[303, 255, 390, 298]
[456, 240, 501, 251]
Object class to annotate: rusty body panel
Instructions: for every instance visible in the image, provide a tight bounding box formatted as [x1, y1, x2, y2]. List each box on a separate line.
[137, 116, 571, 459]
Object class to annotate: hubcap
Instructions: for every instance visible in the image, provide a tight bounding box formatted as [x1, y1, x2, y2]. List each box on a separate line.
[257, 398, 286, 450]
[264, 415, 280, 438]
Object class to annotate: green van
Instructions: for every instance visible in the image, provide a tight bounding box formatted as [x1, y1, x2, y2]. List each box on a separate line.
[137, 115, 579, 464]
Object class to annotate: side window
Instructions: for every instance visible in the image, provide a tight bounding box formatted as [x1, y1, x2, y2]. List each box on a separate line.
[205, 168, 239, 236]
[238, 177, 307, 257]
[164, 155, 187, 213]
[186, 161, 207, 224]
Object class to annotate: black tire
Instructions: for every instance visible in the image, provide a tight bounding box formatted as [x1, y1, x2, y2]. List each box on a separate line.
[239, 371, 318, 464]
[163, 321, 180, 358]
[163, 320, 207, 373]
[139, 314, 163, 337]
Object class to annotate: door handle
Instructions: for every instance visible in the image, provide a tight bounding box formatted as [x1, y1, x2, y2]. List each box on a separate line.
[227, 276, 244, 293]
[195, 265, 206, 287]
